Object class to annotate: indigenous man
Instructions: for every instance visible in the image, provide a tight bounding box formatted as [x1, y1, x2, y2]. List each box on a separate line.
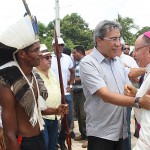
[0, 15, 68, 150]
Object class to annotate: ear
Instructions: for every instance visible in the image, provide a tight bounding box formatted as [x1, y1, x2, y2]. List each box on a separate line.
[17, 49, 26, 59]
[96, 37, 102, 47]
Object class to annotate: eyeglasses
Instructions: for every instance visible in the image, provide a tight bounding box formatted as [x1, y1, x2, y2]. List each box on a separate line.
[135, 45, 150, 52]
[103, 37, 121, 43]
[123, 48, 130, 50]
[42, 55, 52, 60]
[59, 44, 64, 47]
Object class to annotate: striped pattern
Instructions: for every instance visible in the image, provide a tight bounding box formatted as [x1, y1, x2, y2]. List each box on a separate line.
[80, 48, 129, 141]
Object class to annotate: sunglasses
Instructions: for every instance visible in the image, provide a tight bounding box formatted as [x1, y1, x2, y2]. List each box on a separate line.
[42, 55, 52, 60]
[123, 48, 130, 50]
[59, 44, 64, 47]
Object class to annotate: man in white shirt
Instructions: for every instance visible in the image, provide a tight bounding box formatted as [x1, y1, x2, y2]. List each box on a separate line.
[51, 38, 75, 150]
[117, 43, 139, 150]
[125, 31, 150, 150]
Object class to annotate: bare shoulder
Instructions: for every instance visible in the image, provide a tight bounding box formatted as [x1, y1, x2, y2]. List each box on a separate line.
[0, 84, 15, 106]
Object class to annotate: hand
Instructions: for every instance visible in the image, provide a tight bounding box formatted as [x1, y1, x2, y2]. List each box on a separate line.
[124, 84, 137, 97]
[139, 90, 150, 110]
[128, 68, 145, 83]
[66, 86, 71, 93]
[57, 104, 69, 116]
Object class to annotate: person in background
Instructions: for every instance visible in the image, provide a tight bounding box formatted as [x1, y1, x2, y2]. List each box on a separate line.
[72, 45, 88, 148]
[62, 47, 76, 140]
[35, 44, 68, 150]
[79, 20, 150, 150]
[123, 43, 130, 55]
[51, 38, 75, 150]
[117, 41, 139, 150]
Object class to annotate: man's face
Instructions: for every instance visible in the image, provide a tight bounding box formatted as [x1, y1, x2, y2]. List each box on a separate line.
[39, 54, 52, 70]
[96, 28, 121, 59]
[134, 36, 150, 67]
[23, 42, 42, 67]
[123, 44, 130, 55]
[72, 49, 81, 61]
[52, 43, 64, 55]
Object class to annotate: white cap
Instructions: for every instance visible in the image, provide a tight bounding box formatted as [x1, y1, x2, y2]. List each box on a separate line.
[52, 37, 65, 45]
[40, 44, 50, 56]
[0, 15, 39, 50]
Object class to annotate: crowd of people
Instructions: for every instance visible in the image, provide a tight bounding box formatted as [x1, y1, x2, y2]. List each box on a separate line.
[0, 10, 150, 150]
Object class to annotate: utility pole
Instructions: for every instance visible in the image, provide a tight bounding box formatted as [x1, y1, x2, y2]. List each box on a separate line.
[55, 0, 60, 37]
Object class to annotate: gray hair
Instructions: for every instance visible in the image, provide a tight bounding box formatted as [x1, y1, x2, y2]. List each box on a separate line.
[94, 20, 122, 46]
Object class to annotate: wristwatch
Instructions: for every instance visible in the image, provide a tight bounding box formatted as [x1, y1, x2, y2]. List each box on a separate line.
[69, 85, 73, 89]
[134, 97, 140, 108]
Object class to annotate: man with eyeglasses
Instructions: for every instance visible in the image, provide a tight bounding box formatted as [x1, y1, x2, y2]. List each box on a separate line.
[35, 44, 69, 150]
[51, 38, 75, 150]
[79, 20, 150, 150]
[125, 31, 150, 150]
[123, 44, 130, 55]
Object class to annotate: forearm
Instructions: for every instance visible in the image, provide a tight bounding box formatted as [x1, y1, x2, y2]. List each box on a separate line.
[129, 68, 146, 78]
[42, 107, 58, 115]
[74, 77, 81, 84]
[5, 134, 20, 150]
[69, 74, 75, 85]
[96, 88, 134, 107]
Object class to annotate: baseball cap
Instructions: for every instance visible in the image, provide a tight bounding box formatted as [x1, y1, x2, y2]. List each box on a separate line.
[40, 44, 50, 56]
[52, 37, 65, 45]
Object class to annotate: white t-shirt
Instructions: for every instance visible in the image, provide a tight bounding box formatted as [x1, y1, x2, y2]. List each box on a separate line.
[51, 53, 73, 95]
[119, 52, 138, 68]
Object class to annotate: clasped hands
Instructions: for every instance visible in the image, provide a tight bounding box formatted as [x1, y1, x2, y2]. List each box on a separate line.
[124, 84, 150, 110]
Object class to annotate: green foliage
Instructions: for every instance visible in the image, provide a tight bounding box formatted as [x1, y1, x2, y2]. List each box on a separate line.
[38, 13, 93, 51]
[38, 13, 150, 50]
[60, 13, 94, 50]
[116, 14, 139, 45]
[135, 26, 150, 38]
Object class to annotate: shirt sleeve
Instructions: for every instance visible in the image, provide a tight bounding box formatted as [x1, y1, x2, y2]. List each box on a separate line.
[80, 58, 106, 95]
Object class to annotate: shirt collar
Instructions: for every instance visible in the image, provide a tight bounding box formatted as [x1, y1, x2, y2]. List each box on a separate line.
[90, 47, 116, 64]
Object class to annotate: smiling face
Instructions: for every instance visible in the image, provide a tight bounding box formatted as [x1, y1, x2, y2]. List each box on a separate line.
[134, 35, 150, 67]
[96, 28, 121, 59]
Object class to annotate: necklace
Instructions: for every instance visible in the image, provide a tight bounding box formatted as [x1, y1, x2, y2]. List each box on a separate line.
[27, 75, 34, 88]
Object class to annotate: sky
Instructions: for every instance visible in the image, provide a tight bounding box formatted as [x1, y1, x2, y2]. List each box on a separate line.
[0, 0, 149, 32]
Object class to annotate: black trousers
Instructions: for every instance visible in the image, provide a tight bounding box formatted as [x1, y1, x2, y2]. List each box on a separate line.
[88, 136, 123, 150]
[20, 133, 46, 150]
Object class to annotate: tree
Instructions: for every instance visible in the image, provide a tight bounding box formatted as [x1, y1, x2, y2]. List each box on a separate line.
[60, 13, 94, 50]
[38, 21, 55, 51]
[38, 13, 94, 51]
[135, 26, 150, 38]
[116, 14, 139, 45]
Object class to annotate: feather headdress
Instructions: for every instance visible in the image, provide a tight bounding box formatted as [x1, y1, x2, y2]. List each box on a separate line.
[0, 15, 39, 50]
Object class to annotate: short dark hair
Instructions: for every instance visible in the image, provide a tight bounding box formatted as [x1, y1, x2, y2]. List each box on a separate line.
[74, 45, 85, 56]
[62, 48, 71, 56]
